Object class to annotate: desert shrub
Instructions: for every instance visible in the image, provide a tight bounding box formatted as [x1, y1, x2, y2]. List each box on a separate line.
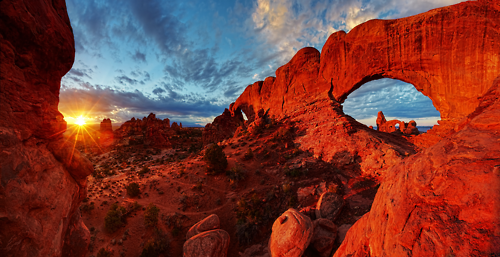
[203, 144, 228, 173]
[284, 166, 306, 178]
[139, 166, 150, 175]
[140, 228, 168, 257]
[126, 182, 141, 197]
[104, 203, 126, 233]
[80, 202, 95, 213]
[144, 203, 160, 227]
[226, 165, 245, 182]
[273, 126, 292, 142]
[96, 248, 112, 257]
[243, 148, 254, 160]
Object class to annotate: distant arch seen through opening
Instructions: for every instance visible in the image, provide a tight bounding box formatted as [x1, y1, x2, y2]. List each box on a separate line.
[342, 78, 440, 131]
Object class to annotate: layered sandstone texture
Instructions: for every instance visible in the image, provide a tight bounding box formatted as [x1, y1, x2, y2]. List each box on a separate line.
[0, 0, 92, 256]
[114, 113, 173, 147]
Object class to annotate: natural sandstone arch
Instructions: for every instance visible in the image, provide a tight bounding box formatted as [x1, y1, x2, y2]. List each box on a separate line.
[231, 1, 500, 123]
[320, 0, 500, 122]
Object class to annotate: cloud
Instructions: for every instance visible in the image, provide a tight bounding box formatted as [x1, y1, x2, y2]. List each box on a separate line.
[59, 83, 225, 124]
[152, 87, 165, 95]
[249, 0, 465, 65]
[132, 50, 147, 63]
[115, 75, 140, 86]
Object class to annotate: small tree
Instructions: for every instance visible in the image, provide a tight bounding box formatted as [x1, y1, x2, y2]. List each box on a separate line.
[243, 148, 253, 160]
[144, 203, 160, 227]
[126, 182, 141, 197]
[203, 144, 228, 173]
[104, 203, 126, 233]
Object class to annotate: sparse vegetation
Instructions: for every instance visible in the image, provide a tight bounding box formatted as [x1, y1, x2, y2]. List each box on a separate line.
[140, 228, 169, 257]
[104, 203, 126, 233]
[126, 182, 141, 197]
[144, 203, 160, 227]
[96, 247, 112, 257]
[139, 166, 150, 175]
[243, 148, 254, 160]
[203, 144, 228, 173]
[226, 164, 246, 182]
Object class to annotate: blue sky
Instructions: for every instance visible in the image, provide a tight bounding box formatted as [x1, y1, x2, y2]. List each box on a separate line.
[60, 0, 464, 126]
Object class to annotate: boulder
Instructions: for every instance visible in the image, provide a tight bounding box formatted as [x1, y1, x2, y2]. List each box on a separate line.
[186, 214, 220, 240]
[315, 192, 344, 222]
[183, 229, 230, 257]
[269, 209, 313, 257]
[309, 219, 338, 257]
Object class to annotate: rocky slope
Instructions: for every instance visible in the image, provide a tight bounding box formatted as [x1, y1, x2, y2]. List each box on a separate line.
[0, 0, 92, 256]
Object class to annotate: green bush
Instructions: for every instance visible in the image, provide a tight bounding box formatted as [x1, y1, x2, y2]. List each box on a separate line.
[203, 144, 228, 173]
[144, 203, 160, 227]
[104, 203, 126, 233]
[126, 182, 141, 197]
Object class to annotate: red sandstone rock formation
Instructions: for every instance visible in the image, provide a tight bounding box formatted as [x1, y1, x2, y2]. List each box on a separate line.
[114, 113, 172, 147]
[334, 77, 500, 256]
[202, 108, 244, 145]
[377, 111, 419, 136]
[212, 1, 500, 255]
[227, 0, 500, 178]
[100, 118, 113, 132]
[0, 0, 92, 256]
[99, 118, 114, 147]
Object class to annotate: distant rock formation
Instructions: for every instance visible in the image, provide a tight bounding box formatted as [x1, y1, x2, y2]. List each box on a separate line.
[376, 111, 419, 135]
[202, 108, 244, 145]
[114, 113, 173, 147]
[100, 118, 113, 132]
[0, 0, 93, 256]
[98, 118, 114, 147]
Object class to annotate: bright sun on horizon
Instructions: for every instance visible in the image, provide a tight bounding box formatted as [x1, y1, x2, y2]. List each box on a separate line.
[75, 116, 86, 126]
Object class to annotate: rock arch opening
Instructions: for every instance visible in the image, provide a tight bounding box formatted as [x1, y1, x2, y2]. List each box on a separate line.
[342, 78, 440, 133]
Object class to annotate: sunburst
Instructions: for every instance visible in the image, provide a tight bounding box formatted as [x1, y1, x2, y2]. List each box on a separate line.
[75, 115, 86, 126]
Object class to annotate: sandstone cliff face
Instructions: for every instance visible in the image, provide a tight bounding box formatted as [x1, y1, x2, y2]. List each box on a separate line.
[114, 113, 172, 147]
[335, 78, 500, 256]
[0, 0, 92, 256]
